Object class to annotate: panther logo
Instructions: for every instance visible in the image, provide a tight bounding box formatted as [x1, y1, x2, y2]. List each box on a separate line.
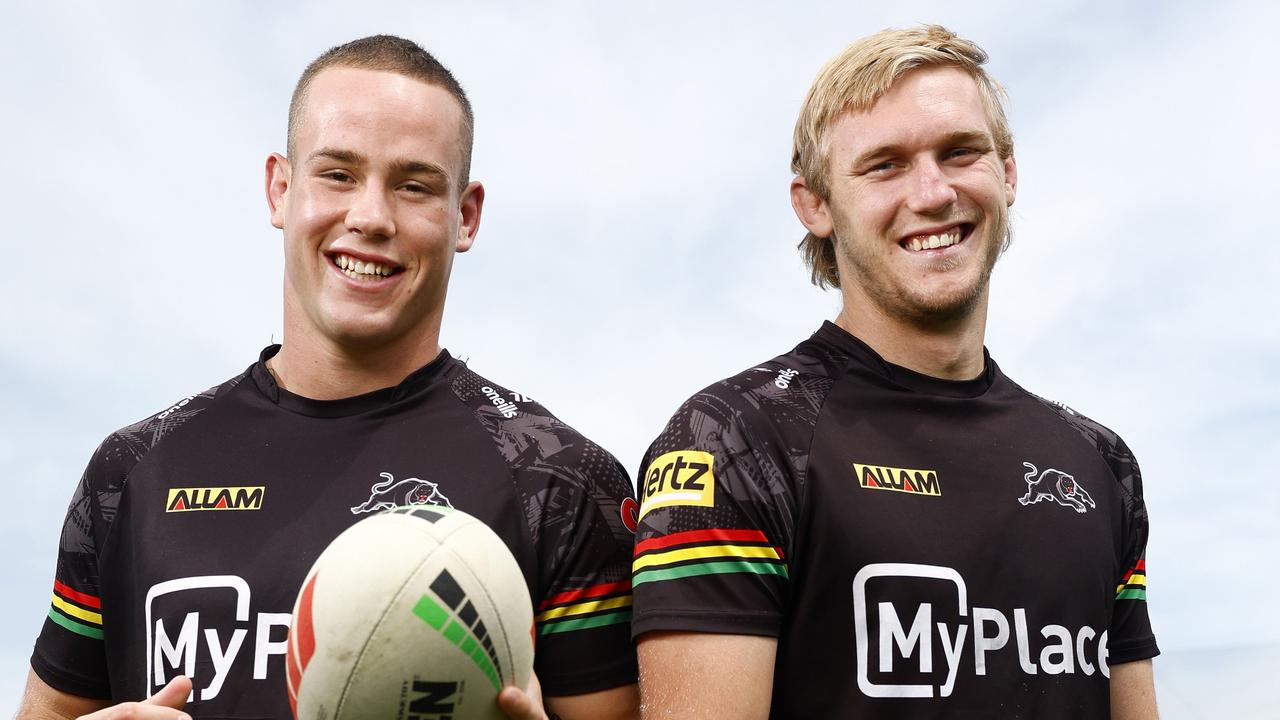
[350, 472, 453, 515]
[1017, 462, 1095, 514]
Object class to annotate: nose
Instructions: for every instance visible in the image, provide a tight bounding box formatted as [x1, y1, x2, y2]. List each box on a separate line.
[905, 158, 957, 216]
[345, 184, 396, 239]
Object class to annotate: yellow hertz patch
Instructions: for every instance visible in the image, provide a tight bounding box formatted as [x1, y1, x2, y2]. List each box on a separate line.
[854, 463, 941, 497]
[166, 487, 265, 513]
[639, 451, 714, 520]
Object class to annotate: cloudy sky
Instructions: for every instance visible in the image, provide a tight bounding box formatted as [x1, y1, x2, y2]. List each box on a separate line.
[2, 1, 1276, 716]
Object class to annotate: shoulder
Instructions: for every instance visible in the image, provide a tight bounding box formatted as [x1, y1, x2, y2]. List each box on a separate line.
[1003, 377, 1143, 499]
[651, 337, 842, 455]
[444, 361, 630, 494]
[84, 371, 248, 489]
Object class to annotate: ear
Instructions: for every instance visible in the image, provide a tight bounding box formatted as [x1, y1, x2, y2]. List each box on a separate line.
[266, 152, 291, 229]
[791, 175, 834, 239]
[455, 181, 485, 253]
[1003, 154, 1018, 207]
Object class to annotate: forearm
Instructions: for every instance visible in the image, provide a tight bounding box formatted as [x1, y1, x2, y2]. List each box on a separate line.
[1111, 659, 1159, 720]
[637, 632, 775, 720]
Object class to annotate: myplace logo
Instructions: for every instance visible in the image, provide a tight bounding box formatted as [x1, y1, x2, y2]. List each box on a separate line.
[852, 563, 1110, 699]
[145, 575, 291, 703]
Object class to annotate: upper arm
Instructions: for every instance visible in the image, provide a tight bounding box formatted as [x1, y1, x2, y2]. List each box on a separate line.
[17, 668, 111, 719]
[545, 683, 639, 720]
[526, 449, 638, 695]
[636, 632, 776, 720]
[1110, 659, 1159, 720]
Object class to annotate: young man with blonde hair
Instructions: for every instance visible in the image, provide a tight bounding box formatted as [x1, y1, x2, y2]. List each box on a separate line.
[19, 35, 638, 720]
[632, 25, 1159, 718]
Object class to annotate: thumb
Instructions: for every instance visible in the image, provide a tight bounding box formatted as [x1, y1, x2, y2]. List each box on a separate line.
[145, 675, 192, 708]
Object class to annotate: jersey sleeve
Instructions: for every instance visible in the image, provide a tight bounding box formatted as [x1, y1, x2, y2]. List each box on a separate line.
[1106, 435, 1160, 664]
[30, 437, 123, 699]
[525, 438, 639, 696]
[631, 384, 802, 639]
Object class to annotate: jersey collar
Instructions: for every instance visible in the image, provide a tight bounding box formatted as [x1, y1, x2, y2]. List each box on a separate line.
[249, 345, 457, 417]
[812, 321, 997, 398]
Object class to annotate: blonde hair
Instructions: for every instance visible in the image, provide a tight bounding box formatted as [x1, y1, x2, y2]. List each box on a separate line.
[792, 25, 1014, 289]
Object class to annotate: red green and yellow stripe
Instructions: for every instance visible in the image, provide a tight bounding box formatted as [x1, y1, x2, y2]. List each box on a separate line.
[49, 580, 103, 640]
[633, 528, 787, 587]
[535, 580, 632, 636]
[1116, 559, 1147, 601]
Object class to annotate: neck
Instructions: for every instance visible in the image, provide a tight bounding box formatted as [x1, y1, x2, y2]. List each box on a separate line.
[835, 292, 989, 381]
[267, 329, 442, 401]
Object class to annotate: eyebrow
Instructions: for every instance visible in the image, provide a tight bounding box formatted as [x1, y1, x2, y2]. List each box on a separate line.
[850, 130, 994, 170]
[309, 147, 450, 182]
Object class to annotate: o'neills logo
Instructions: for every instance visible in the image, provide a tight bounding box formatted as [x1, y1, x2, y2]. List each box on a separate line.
[855, 463, 941, 497]
[480, 386, 519, 419]
[166, 487, 265, 512]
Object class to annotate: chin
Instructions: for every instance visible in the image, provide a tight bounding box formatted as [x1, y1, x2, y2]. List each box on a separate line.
[316, 315, 403, 352]
[900, 280, 990, 323]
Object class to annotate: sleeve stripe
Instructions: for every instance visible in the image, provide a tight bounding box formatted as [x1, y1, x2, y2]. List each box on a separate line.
[536, 609, 632, 636]
[635, 528, 773, 556]
[634, 544, 782, 571]
[1119, 563, 1147, 585]
[51, 594, 103, 626]
[54, 580, 101, 609]
[47, 607, 104, 640]
[537, 580, 631, 611]
[536, 595, 633, 622]
[634, 559, 789, 587]
[1115, 574, 1147, 592]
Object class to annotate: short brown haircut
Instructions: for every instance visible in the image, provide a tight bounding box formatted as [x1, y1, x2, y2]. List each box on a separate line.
[792, 25, 1014, 289]
[287, 35, 475, 186]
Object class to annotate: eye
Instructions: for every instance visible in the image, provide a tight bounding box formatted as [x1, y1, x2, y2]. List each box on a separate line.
[319, 169, 354, 183]
[862, 160, 899, 176]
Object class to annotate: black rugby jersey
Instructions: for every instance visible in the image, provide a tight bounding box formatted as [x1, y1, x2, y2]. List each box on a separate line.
[33, 346, 638, 716]
[632, 322, 1157, 718]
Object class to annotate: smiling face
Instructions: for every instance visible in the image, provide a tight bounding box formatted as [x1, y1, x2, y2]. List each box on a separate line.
[266, 66, 482, 360]
[795, 65, 1016, 326]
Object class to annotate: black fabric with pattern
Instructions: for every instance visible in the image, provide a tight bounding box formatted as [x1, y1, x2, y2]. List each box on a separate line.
[32, 346, 637, 714]
[632, 322, 1158, 718]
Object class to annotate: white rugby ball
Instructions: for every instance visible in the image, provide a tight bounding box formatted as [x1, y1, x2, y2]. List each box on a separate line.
[286, 506, 534, 720]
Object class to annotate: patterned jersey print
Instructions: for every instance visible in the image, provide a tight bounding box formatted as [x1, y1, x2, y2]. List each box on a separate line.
[33, 347, 637, 712]
[632, 322, 1157, 719]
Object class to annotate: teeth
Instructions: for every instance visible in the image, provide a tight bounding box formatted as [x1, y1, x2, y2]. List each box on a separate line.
[907, 229, 962, 252]
[334, 254, 393, 278]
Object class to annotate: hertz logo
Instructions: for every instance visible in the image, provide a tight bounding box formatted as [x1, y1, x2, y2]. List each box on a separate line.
[855, 464, 941, 497]
[166, 487, 265, 512]
[640, 451, 714, 520]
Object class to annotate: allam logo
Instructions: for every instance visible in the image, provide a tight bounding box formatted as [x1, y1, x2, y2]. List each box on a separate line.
[854, 463, 941, 497]
[166, 487, 264, 512]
